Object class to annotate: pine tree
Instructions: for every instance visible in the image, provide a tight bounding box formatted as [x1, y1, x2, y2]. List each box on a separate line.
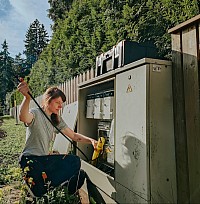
[48, 0, 74, 29]
[0, 40, 14, 113]
[24, 19, 49, 69]
[13, 53, 28, 79]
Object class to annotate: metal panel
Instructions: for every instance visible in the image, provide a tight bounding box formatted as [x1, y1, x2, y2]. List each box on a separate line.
[115, 62, 176, 203]
[81, 160, 116, 202]
[115, 65, 149, 202]
[86, 94, 95, 118]
[115, 182, 147, 203]
[149, 64, 177, 203]
[53, 101, 78, 154]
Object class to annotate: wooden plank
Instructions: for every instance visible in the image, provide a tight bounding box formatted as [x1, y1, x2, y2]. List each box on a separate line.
[58, 84, 64, 114]
[83, 72, 86, 82]
[90, 68, 95, 79]
[65, 81, 69, 105]
[86, 69, 90, 81]
[70, 78, 73, 103]
[64, 81, 66, 97]
[73, 77, 76, 102]
[70, 78, 74, 103]
[68, 79, 72, 104]
[171, 32, 190, 203]
[168, 14, 200, 34]
[67, 80, 71, 104]
[197, 23, 200, 110]
[182, 24, 200, 203]
[78, 73, 83, 85]
[63, 81, 67, 108]
[75, 76, 78, 101]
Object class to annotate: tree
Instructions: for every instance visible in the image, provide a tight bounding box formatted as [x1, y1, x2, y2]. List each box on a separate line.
[27, 0, 199, 97]
[13, 53, 28, 79]
[0, 40, 14, 112]
[48, 0, 74, 30]
[24, 19, 49, 69]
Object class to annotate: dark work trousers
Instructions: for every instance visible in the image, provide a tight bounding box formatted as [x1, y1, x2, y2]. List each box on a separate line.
[19, 154, 86, 197]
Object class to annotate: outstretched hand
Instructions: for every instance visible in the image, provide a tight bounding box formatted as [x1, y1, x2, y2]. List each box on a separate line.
[91, 139, 98, 150]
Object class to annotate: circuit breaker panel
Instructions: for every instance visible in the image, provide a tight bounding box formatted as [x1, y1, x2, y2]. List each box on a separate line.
[78, 58, 177, 203]
[78, 80, 115, 177]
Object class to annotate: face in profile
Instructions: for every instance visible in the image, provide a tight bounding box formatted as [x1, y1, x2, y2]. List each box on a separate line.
[48, 97, 63, 115]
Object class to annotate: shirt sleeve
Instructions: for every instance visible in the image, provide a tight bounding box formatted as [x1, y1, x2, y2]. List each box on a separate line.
[55, 116, 68, 133]
[24, 108, 36, 127]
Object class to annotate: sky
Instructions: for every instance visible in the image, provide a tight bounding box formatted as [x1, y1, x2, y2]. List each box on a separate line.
[0, 0, 52, 57]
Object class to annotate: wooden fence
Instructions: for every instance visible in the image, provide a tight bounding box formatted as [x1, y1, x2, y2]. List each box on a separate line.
[10, 68, 95, 118]
[168, 14, 200, 204]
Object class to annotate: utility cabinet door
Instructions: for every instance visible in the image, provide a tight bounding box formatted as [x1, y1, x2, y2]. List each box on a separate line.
[115, 65, 149, 203]
[149, 63, 177, 203]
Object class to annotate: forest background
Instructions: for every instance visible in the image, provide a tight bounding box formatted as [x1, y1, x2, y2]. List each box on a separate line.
[0, 0, 199, 114]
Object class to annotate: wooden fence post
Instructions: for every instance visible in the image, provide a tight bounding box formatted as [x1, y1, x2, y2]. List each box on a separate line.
[169, 14, 200, 204]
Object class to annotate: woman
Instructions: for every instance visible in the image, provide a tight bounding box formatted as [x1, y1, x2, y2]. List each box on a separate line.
[17, 80, 97, 197]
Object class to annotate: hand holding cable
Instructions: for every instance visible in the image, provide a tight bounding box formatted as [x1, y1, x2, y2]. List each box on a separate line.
[17, 77, 91, 161]
[17, 78, 31, 99]
[17, 78, 33, 124]
[17, 77, 99, 163]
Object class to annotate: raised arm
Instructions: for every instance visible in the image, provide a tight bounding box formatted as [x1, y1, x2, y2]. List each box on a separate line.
[17, 81, 34, 124]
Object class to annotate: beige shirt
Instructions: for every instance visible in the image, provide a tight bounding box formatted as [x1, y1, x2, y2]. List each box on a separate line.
[21, 108, 68, 156]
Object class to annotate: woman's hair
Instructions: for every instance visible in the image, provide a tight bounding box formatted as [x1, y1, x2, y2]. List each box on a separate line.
[42, 87, 66, 126]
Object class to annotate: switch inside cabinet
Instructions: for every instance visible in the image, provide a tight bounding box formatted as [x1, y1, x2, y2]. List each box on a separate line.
[86, 94, 95, 118]
[102, 90, 114, 119]
[86, 90, 114, 120]
[93, 92, 104, 119]
[78, 80, 115, 177]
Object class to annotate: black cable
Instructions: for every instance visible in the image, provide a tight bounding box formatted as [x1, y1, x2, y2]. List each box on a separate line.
[18, 78, 121, 203]
[27, 91, 90, 162]
[17, 77, 99, 162]
[28, 92, 121, 202]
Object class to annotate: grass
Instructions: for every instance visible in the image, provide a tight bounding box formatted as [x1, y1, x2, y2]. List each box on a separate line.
[0, 116, 25, 186]
[0, 116, 25, 203]
[0, 116, 81, 204]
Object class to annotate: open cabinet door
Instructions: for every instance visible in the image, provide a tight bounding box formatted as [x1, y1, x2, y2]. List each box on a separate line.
[53, 101, 78, 154]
